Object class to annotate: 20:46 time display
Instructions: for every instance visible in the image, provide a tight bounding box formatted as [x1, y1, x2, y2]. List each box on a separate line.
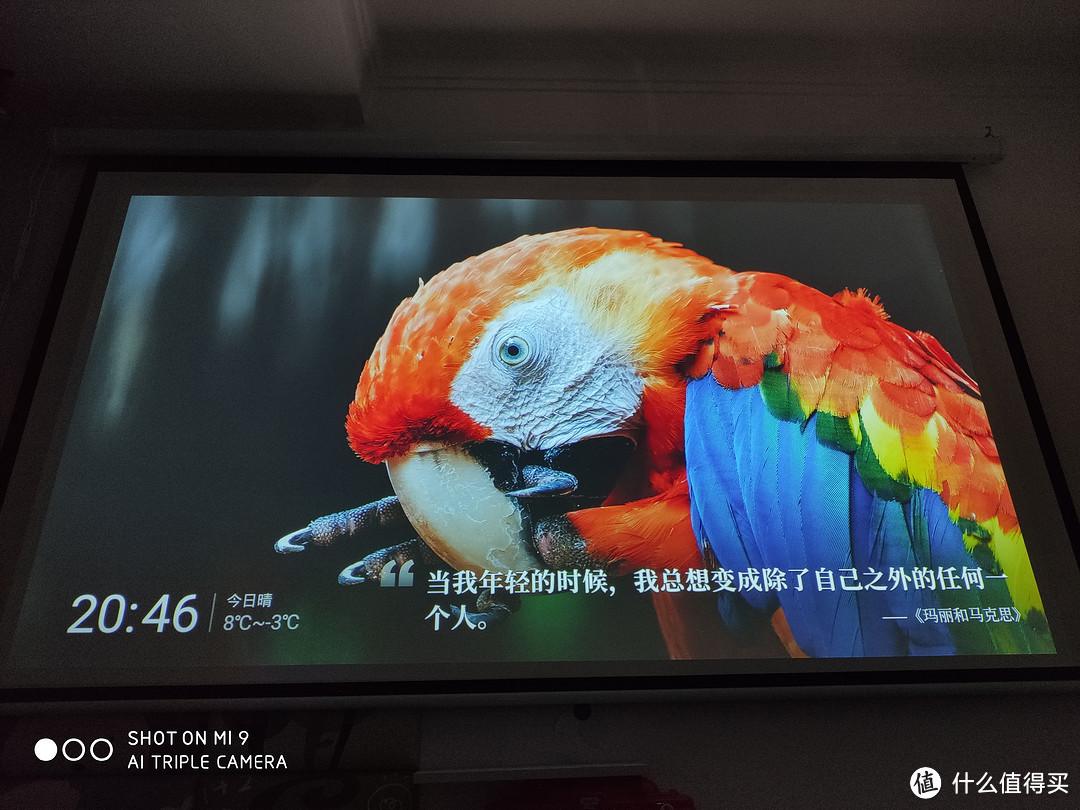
[67, 594, 200, 634]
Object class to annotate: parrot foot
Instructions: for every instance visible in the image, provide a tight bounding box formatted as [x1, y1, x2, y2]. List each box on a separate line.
[508, 466, 578, 498]
[531, 514, 605, 571]
[449, 590, 521, 629]
[275, 496, 409, 553]
[337, 538, 442, 585]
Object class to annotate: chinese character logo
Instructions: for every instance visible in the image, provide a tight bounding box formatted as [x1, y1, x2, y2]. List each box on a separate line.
[911, 767, 941, 798]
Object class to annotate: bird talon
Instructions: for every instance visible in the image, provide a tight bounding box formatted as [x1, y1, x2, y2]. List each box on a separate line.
[448, 590, 520, 628]
[449, 603, 510, 629]
[337, 562, 370, 585]
[275, 497, 410, 558]
[275, 528, 313, 553]
[477, 589, 521, 614]
[506, 467, 578, 498]
[337, 538, 438, 586]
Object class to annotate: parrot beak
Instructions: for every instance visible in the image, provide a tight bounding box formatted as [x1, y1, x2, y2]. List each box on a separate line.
[275, 436, 636, 579]
[385, 437, 636, 575]
[385, 443, 543, 574]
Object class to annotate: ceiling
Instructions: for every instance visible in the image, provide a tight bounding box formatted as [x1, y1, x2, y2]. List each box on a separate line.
[1, 0, 1078, 131]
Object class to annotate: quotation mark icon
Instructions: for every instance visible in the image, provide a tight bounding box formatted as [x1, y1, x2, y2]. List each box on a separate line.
[911, 767, 941, 798]
[379, 560, 415, 587]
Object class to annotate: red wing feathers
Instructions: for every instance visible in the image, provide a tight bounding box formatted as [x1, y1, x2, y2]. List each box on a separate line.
[699, 273, 1014, 532]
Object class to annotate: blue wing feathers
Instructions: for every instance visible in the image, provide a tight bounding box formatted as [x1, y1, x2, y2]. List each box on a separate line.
[685, 395, 773, 641]
[684, 374, 1017, 657]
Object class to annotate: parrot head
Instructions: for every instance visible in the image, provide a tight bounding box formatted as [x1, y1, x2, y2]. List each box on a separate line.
[344, 228, 735, 575]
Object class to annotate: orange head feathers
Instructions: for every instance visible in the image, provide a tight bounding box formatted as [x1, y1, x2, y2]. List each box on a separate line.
[346, 228, 736, 466]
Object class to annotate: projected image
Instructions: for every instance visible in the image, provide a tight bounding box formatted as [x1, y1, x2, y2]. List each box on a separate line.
[277, 227, 1053, 659]
[3, 191, 1056, 687]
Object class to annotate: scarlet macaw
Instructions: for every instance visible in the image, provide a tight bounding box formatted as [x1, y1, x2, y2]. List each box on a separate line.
[277, 228, 1053, 658]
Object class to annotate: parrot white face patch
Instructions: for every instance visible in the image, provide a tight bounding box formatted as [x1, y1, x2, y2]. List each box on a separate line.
[450, 289, 645, 451]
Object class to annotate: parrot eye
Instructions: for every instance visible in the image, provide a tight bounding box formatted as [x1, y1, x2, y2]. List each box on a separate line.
[497, 335, 531, 367]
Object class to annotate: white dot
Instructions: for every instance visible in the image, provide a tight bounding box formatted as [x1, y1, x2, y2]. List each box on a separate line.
[34, 738, 58, 761]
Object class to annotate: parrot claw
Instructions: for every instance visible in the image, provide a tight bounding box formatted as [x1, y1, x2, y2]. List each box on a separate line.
[506, 466, 578, 499]
[337, 561, 372, 585]
[450, 590, 521, 628]
[275, 496, 411, 556]
[337, 538, 440, 585]
[275, 528, 313, 553]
